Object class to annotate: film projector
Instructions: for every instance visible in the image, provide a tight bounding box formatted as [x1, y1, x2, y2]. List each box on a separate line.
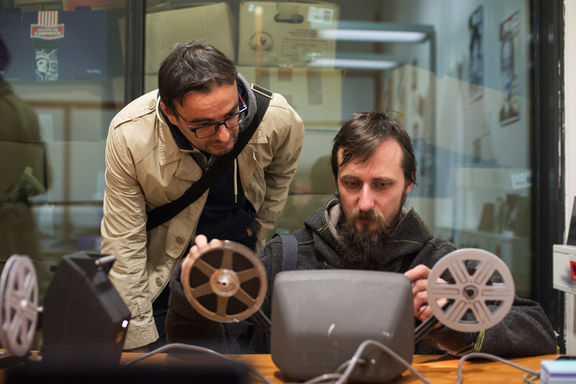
[179, 242, 516, 383]
[0, 252, 130, 367]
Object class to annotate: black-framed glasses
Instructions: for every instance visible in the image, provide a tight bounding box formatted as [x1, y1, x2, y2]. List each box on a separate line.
[177, 93, 248, 138]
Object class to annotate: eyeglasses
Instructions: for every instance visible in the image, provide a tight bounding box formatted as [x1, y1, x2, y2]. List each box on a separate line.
[176, 94, 248, 138]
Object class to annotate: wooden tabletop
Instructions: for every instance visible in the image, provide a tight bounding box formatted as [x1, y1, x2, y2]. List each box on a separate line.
[121, 352, 558, 383]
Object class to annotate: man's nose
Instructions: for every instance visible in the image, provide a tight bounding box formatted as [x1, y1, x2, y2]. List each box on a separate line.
[214, 122, 231, 141]
[357, 185, 375, 211]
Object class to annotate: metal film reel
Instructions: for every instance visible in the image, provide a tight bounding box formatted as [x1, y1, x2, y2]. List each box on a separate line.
[0, 255, 39, 357]
[181, 240, 267, 323]
[427, 248, 515, 333]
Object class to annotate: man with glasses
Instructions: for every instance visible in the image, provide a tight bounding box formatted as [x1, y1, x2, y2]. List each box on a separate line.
[100, 41, 304, 351]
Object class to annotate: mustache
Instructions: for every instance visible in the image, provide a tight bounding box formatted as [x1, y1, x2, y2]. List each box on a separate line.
[345, 209, 387, 226]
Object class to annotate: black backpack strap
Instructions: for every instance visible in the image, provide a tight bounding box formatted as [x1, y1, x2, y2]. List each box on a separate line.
[278, 233, 298, 271]
[146, 85, 272, 231]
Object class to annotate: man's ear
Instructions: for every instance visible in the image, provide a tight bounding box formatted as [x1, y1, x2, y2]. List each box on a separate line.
[160, 101, 178, 126]
[405, 182, 414, 194]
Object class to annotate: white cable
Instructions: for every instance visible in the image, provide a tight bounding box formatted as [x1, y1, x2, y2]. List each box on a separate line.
[299, 339, 434, 384]
[122, 343, 542, 384]
[122, 342, 276, 384]
[455, 352, 541, 384]
[332, 345, 540, 384]
[297, 373, 343, 384]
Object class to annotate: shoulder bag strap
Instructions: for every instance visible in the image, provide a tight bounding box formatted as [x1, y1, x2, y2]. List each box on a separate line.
[278, 233, 298, 271]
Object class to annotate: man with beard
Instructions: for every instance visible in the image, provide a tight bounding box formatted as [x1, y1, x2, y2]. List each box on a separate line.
[167, 112, 557, 357]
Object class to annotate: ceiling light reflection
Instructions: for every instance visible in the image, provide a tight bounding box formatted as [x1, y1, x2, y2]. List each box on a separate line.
[318, 29, 427, 43]
[309, 58, 398, 70]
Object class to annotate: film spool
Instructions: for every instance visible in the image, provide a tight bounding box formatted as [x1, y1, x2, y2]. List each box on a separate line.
[181, 240, 267, 323]
[0, 254, 39, 357]
[427, 248, 515, 333]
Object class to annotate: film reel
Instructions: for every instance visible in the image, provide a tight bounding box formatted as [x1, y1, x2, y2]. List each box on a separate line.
[0, 254, 39, 357]
[427, 248, 515, 333]
[181, 240, 267, 323]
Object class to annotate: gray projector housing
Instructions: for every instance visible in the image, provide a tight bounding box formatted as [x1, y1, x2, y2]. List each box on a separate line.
[271, 270, 414, 383]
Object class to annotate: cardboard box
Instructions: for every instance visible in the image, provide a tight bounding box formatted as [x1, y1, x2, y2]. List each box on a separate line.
[238, 1, 339, 67]
[238, 66, 342, 125]
[145, 2, 235, 74]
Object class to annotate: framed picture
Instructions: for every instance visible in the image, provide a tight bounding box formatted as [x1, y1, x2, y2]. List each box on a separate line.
[468, 5, 483, 101]
[499, 10, 520, 126]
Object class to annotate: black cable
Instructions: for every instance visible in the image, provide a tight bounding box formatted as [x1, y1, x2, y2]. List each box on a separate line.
[251, 309, 271, 333]
[414, 315, 440, 343]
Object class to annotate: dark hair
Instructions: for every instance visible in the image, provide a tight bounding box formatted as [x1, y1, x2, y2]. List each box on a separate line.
[331, 112, 417, 185]
[0, 35, 11, 71]
[158, 40, 237, 113]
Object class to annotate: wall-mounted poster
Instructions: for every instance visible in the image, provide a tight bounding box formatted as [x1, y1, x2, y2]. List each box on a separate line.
[499, 10, 520, 126]
[0, 8, 107, 83]
[468, 5, 483, 101]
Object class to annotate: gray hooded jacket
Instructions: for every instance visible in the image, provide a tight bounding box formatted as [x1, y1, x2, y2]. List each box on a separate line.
[168, 198, 557, 356]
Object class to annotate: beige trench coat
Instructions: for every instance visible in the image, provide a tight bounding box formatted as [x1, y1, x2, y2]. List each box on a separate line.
[100, 87, 304, 349]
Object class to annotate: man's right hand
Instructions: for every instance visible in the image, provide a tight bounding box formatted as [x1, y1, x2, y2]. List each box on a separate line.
[404, 264, 447, 327]
[182, 234, 223, 272]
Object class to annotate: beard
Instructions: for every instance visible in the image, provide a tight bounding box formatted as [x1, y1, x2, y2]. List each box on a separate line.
[337, 196, 406, 269]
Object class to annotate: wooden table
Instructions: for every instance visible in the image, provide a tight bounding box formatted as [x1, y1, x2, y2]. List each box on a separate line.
[121, 352, 559, 383]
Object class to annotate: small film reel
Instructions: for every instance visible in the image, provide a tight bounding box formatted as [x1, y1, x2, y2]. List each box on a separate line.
[427, 248, 515, 333]
[181, 241, 267, 323]
[0, 255, 39, 357]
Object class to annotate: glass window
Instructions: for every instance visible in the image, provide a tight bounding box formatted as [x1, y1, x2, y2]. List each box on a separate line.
[0, 0, 540, 310]
[144, 0, 534, 297]
[0, 0, 127, 300]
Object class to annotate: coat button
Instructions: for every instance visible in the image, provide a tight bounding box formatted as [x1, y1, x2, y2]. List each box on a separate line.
[176, 236, 184, 244]
[155, 277, 162, 286]
[148, 99, 156, 109]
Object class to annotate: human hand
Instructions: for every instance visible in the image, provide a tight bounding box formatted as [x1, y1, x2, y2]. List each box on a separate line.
[404, 264, 446, 326]
[181, 234, 223, 272]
